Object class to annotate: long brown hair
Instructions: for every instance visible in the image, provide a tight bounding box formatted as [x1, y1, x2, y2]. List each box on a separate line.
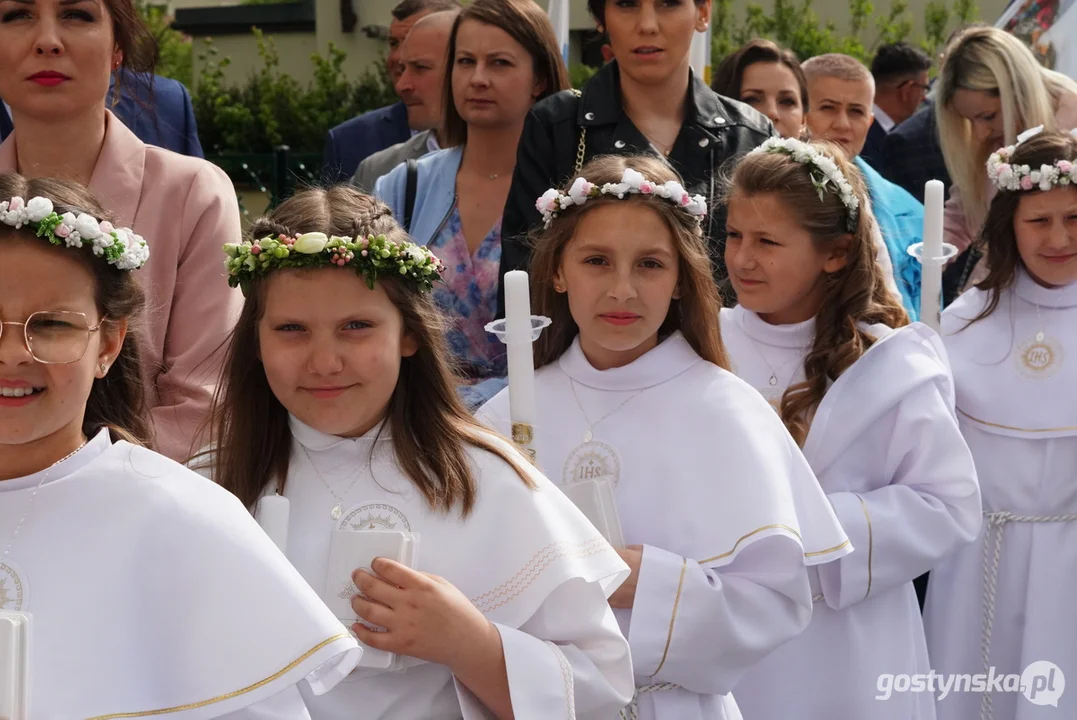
[207, 186, 533, 515]
[0, 174, 150, 445]
[442, 0, 569, 147]
[969, 130, 1077, 324]
[725, 142, 909, 445]
[531, 154, 728, 370]
[712, 38, 808, 111]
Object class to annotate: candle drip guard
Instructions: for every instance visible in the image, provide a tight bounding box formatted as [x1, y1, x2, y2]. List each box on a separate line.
[907, 241, 959, 264]
[484, 315, 552, 342]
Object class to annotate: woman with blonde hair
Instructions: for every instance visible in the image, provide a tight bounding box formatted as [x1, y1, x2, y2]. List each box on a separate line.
[937, 25, 1077, 290]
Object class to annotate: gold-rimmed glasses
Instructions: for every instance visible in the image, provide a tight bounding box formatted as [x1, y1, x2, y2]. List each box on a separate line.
[0, 311, 108, 364]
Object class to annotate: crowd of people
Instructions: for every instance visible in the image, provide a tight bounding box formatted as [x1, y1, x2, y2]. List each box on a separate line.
[0, 0, 1074, 718]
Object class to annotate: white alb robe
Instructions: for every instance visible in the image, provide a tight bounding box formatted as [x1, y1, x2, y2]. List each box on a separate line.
[721, 306, 982, 720]
[261, 418, 634, 719]
[0, 430, 359, 719]
[478, 331, 852, 720]
[924, 270, 1077, 720]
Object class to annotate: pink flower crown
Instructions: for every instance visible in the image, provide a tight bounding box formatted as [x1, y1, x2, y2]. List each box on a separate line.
[0, 195, 149, 270]
[987, 126, 1077, 192]
[536, 168, 708, 228]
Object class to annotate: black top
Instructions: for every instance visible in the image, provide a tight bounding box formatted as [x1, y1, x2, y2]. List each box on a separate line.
[497, 61, 774, 316]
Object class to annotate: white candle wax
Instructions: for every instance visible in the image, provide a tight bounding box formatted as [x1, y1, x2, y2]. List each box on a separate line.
[503, 270, 538, 426]
[0, 611, 30, 720]
[921, 179, 945, 332]
[256, 494, 290, 553]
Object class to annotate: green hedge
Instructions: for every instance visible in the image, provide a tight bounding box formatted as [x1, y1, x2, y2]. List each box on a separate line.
[146, 0, 979, 158]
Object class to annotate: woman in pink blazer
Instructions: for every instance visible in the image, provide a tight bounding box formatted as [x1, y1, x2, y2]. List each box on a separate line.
[0, 0, 242, 461]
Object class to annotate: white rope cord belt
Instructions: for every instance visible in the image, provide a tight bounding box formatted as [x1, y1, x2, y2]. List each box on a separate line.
[980, 510, 1077, 720]
[618, 683, 680, 720]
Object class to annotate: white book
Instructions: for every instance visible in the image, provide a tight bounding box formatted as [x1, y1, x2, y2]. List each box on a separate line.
[559, 476, 625, 549]
[0, 610, 30, 720]
[324, 530, 418, 670]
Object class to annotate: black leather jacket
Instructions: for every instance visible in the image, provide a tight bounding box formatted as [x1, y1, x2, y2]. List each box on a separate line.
[497, 61, 774, 315]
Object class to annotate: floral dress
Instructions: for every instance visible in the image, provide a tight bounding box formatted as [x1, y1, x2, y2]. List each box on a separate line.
[428, 205, 506, 394]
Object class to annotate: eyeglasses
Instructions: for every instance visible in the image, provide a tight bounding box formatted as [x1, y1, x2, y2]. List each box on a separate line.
[0, 311, 108, 364]
[899, 80, 931, 97]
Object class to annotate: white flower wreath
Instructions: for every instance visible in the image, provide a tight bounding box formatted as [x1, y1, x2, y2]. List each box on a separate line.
[986, 126, 1077, 193]
[747, 137, 861, 232]
[0, 195, 149, 270]
[535, 168, 708, 228]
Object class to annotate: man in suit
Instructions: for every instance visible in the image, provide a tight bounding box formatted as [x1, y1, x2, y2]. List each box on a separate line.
[353, 9, 457, 191]
[862, 42, 932, 172]
[1, 72, 203, 158]
[879, 98, 950, 204]
[321, 0, 461, 184]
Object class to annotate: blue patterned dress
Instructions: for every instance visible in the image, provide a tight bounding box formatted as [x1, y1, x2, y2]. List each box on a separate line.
[428, 207, 507, 398]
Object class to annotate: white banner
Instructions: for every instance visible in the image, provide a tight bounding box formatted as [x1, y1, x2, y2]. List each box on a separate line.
[548, 0, 570, 66]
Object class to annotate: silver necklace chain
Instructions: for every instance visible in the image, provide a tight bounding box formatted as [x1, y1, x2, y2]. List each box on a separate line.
[567, 378, 648, 444]
[2, 439, 88, 564]
[299, 445, 370, 520]
[745, 339, 811, 388]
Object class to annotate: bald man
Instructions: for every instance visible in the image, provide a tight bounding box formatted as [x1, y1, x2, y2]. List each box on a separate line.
[354, 10, 459, 191]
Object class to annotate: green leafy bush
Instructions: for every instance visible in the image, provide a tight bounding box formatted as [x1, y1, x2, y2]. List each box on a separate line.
[138, 2, 194, 89]
[712, 0, 979, 65]
[191, 30, 396, 155]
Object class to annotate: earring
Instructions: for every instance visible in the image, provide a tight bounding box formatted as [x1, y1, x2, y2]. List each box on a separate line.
[100, 363, 108, 374]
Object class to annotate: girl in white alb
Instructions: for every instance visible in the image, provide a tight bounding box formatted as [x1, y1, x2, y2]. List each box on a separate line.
[720, 137, 982, 720]
[0, 175, 359, 719]
[479, 154, 852, 720]
[925, 128, 1077, 720]
[202, 186, 634, 719]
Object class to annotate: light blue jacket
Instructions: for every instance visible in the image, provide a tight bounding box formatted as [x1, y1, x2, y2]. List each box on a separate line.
[373, 147, 508, 410]
[374, 147, 463, 244]
[857, 157, 923, 321]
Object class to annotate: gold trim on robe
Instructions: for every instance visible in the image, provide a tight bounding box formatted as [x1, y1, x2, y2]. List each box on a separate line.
[856, 494, 874, 599]
[85, 634, 351, 719]
[958, 407, 1077, 434]
[650, 557, 688, 677]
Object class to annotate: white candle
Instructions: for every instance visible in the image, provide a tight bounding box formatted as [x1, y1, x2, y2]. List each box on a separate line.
[0, 610, 31, 720]
[921, 179, 945, 332]
[503, 270, 538, 427]
[256, 494, 290, 553]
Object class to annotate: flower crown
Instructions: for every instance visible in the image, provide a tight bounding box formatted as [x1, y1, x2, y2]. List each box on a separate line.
[987, 126, 1077, 192]
[223, 231, 446, 294]
[748, 137, 861, 232]
[536, 168, 708, 229]
[1, 196, 149, 270]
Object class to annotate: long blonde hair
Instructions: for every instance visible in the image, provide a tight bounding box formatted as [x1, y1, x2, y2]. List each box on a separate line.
[937, 26, 1077, 236]
[530, 154, 728, 371]
[724, 142, 909, 445]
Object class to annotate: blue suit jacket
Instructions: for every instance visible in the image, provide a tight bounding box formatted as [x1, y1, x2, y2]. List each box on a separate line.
[321, 101, 411, 185]
[0, 73, 203, 158]
[860, 119, 887, 172]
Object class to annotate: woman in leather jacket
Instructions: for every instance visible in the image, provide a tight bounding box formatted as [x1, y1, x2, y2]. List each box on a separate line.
[497, 0, 775, 314]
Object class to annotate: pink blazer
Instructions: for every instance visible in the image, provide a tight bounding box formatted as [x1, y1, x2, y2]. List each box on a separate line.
[0, 112, 243, 461]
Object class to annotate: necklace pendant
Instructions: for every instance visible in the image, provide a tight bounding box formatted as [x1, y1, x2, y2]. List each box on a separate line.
[584, 430, 593, 443]
[331, 504, 343, 520]
[768, 374, 778, 386]
[1036, 331, 1045, 342]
